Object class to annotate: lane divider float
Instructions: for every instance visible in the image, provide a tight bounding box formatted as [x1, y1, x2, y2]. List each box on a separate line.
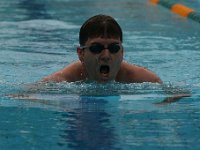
[149, 0, 200, 23]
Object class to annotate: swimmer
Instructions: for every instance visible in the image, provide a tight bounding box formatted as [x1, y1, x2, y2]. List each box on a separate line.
[42, 14, 161, 83]
[41, 14, 190, 103]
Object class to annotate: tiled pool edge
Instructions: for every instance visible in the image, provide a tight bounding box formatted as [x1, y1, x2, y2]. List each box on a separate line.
[149, 0, 200, 23]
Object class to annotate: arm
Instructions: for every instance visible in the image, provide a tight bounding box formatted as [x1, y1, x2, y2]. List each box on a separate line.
[129, 64, 191, 104]
[156, 83, 191, 104]
[120, 62, 190, 104]
[159, 93, 191, 104]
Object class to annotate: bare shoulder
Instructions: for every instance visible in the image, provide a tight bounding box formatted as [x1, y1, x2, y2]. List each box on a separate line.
[42, 61, 83, 82]
[116, 61, 161, 83]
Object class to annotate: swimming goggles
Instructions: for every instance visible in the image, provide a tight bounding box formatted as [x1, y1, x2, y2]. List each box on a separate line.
[80, 43, 122, 54]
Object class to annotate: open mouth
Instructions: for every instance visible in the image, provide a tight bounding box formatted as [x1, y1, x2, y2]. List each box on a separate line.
[100, 65, 110, 74]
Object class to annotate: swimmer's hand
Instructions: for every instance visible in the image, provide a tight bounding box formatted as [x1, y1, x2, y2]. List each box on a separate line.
[7, 81, 51, 100]
[155, 83, 191, 105]
[156, 93, 191, 105]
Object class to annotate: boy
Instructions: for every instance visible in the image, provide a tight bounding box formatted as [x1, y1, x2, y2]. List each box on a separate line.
[42, 14, 161, 83]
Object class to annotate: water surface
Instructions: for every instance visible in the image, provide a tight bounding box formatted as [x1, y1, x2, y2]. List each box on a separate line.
[0, 0, 200, 149]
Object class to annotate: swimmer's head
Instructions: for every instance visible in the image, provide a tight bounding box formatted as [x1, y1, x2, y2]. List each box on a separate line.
[79, 14, 123, 46]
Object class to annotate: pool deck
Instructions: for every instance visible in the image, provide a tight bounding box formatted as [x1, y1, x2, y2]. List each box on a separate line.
[149, 0, 200, 23]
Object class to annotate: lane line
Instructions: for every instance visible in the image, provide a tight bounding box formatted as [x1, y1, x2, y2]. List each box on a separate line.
[149, 0, 200, 23]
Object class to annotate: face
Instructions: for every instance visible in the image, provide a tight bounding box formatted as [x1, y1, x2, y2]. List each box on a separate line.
[77, 37, 123, 83]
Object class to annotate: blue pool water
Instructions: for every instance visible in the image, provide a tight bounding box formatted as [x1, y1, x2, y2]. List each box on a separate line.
[1, 0, 200, 149]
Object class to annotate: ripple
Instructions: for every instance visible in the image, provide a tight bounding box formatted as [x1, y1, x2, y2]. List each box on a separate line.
[0, 19, 79, 31]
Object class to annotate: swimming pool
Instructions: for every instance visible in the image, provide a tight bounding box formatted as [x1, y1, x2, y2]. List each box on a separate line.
[0, 0, 200, 149]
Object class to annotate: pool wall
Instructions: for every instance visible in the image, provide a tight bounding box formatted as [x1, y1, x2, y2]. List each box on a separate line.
[149, 0, 200, 23]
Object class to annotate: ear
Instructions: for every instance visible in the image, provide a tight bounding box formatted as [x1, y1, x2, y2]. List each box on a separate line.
[77, 47, 84, 62]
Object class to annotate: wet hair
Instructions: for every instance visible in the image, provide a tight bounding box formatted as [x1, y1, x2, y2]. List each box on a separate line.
[79, 14, 123, 46]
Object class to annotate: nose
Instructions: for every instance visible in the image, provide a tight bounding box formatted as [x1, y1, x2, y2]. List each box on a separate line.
[99, 49, 111, 62]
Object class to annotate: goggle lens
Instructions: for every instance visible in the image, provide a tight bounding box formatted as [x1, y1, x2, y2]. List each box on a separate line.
[86, 43, 121, 54]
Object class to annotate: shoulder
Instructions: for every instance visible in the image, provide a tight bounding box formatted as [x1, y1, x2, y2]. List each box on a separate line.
[42, 61, 84, 82]
[116, 61, 161, 83]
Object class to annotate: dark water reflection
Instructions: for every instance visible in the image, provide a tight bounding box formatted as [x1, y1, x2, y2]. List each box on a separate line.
[57, 96, 120, 150]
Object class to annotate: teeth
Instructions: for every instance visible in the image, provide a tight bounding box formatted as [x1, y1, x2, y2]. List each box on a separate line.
[100, 65, 110, 74]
